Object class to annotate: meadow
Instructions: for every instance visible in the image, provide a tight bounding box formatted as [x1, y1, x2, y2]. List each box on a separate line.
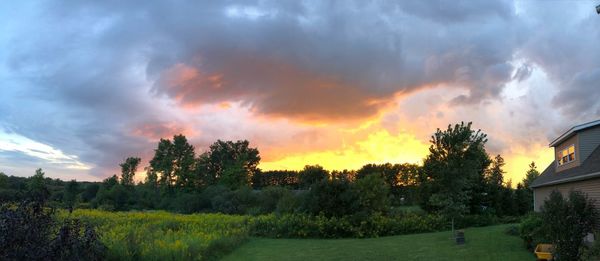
[57, 210, 535, 261]
[60, 210, 251, 261]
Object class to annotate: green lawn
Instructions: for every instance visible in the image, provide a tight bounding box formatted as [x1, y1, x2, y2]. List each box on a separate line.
[223, 224, 534, 261]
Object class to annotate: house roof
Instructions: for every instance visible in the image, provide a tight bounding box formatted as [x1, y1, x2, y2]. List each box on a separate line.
[531, 145, 600, 188]
[549, 119, 600, 147]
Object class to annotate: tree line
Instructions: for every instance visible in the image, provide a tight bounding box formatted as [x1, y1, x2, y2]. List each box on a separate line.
[0, 122, 540, 218]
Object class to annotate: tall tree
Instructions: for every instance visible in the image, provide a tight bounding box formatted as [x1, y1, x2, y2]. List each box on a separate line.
[516, 162, 540, 213]
[196, 140, 260, 189]
[171, 135, 196, 188]
[28, 168, 50, 202]
[64, 180, 79, 210]
[421, 122, 491, 230]
[522, 162, 540, 189]
[119, 157, 141, 187]
[487, 154, 505, 187]
[149, 135, 196, 189]
[149, 138, 175, 189]
[486, 154, 506, 214]
[299, 165, 329, 189]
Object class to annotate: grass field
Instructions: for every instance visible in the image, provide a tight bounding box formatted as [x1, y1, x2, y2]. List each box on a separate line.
[223, 224, 534, 261]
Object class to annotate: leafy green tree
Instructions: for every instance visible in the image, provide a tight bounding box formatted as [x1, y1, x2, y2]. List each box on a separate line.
[149, 135, 196, 190]
[421, 122, 491, 231]
[196, 140, 260, 189]
[354, 174, 390, 215]
[356, 163, 399, 186]
[220, 160, 249, 189]
[171, 135, 196, 188]
[299, 165, 329, 189]
[28, 168, 50, 201]
[119, 157, 141, 187]
[144, 168, 159, 188]
[81, 183, 99, 203]
[63, 180, 79, 210]
[150, 138, 175, 189]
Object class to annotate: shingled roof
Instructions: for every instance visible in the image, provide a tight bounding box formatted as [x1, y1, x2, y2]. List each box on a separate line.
[531, 145, 600, 188]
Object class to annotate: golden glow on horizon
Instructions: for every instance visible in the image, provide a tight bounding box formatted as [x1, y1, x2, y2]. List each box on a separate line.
[260, 129, 555, 187]
[260, 130, 429, 171]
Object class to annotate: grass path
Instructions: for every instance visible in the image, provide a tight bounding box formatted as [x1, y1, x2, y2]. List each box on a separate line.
[223, 224, 534, 261]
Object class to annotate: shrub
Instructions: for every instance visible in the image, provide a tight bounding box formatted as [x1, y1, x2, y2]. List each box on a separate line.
[354, 174, 390, 215]
[541, 190, 598, 261]
[257, 186, 292, 214]
[250, 212, 447, 238]
[302, 179, 358, 217]
[211, 187, 257, 215]
[519, 212, 545, 250]
[0, 200, 105, 261]
[275, 191, 303, 214]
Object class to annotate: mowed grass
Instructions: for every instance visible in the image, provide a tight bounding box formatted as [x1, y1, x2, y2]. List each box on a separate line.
[223, 224, 534, 261]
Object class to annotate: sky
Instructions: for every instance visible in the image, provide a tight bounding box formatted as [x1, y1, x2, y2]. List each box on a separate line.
[1, 0, 600, 183]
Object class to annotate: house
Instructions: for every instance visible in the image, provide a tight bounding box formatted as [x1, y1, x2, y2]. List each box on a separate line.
[531, 119, 600, 212]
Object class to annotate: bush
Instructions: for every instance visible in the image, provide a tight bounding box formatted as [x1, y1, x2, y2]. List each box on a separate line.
[0, 200, 105, 260]
[354, 175, 390, 215]
[540, 190, 598, 261]
[250, 213, 447, 238]
[275, 191, 303, 214]
[257, 186, 292, 214]
[210, 187, 258, 215]
[519, 212, 546, 250]
[302, 179, 358, 217]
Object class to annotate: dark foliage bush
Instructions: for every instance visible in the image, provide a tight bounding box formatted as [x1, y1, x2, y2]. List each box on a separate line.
[257, 186, 292, 214]
[540, 190, 598, 261]
[302, 179, 358, 217]
[518, 212, 546, 250]
[250, 213, 447, 238]
[0, 200, 105, 261]
[211, 187, 258, 215]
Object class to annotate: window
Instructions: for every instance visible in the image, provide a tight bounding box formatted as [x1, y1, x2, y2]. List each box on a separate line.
[557, 144, 576, 166]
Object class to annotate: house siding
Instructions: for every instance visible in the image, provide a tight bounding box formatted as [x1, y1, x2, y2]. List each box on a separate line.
[579, 125, 600, 162]
[533, 177, 600, 213]
[555, 134, 581, 172]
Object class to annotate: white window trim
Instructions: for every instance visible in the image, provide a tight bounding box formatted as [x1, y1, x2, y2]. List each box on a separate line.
[557, 144, 576, 167]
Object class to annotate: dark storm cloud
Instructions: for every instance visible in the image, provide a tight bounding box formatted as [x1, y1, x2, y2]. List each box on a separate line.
[146, 0, 521, 118]
[516, 1, 600, 126]
[1, 0, 599, 178]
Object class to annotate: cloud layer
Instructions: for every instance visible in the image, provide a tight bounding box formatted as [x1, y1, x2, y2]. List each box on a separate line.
[1, 0, 599, 181]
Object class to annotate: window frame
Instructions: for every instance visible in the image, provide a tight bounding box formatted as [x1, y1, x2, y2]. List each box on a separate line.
[557, 144, 576, 167]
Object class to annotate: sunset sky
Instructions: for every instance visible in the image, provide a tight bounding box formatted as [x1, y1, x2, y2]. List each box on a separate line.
[1, 1, 599, 183]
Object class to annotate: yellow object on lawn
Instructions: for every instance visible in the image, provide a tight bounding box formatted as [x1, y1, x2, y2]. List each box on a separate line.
[534, 244, 553, 260]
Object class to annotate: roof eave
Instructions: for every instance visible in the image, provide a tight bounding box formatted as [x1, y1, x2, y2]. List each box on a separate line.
[531, 171, 600, 188]
[548, 119, 600, 147]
